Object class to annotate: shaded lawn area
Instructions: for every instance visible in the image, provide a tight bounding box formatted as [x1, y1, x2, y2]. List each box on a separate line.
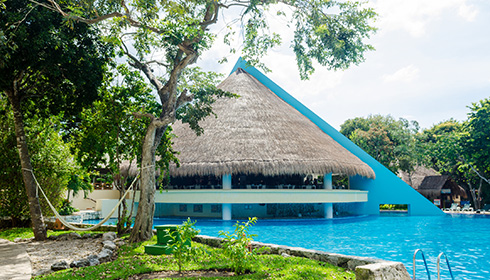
[0, 228, 355, 279]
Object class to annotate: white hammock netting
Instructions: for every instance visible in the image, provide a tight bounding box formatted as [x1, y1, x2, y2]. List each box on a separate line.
[25, 168, 139, 231]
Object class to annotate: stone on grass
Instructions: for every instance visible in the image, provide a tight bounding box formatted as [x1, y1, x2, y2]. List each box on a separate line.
[103, 240, 117, 251]
[69, 232, 82, 239]
[114, 238, 126, 247]
[87, 255, 100, 266]
[102, 232, 117, 241]
[98, 248, 113, 262]
[82, 233, 92, 239]
[51, 260, 69, 271]
[70, 258, 90, 268]
[32, 268, 52, 277]
[355, 262, 411, 280]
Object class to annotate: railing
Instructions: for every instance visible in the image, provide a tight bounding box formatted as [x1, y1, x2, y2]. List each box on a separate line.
[413, 249, 431, 280]
[413, 250, 455, 280]
[437, 252, 454, 280]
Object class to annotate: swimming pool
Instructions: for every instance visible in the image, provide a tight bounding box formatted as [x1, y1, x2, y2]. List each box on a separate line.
[86, 213, 490, 279]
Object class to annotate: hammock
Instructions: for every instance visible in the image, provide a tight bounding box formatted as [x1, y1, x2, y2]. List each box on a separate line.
[25, 168, 139, 231]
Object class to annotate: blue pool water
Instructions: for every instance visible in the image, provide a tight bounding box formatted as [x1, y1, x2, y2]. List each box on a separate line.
[86, 214, 490, 279]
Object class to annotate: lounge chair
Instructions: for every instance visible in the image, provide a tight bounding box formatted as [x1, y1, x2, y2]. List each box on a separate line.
[444, 203, 460, 212]
[461, 204, 474, 212]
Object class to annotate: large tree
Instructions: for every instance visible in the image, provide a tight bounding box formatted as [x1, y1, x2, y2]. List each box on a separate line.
[422, 110, 490, 209]
[74, 64, 161, 234]
[0, 0, 112, 240]
[39, 0, 377, 242]
[340, 114, 423, 174]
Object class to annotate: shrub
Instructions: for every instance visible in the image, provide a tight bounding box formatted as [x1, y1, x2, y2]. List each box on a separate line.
[219, 217, 266, 274]
[167, 218, 201, 273]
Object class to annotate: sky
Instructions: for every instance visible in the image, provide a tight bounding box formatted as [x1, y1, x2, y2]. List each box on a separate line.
[195, 0, 490, 130]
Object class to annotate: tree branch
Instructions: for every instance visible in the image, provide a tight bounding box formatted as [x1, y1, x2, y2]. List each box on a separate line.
[176, 89, 194, 109]
[120, 41, 165, 92]
[132, 111, 155, 120]
[460, 156, 490, 186]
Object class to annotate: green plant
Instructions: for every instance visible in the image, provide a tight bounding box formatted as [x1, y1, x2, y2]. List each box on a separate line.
[219, 217, 265, 275]
[58, 200, 78, 216]
[167, 218, 201, 273]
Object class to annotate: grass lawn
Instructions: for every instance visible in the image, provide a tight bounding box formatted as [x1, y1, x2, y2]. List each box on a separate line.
[0, 228, 355, 279]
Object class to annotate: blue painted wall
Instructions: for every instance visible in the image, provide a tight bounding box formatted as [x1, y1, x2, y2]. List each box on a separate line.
[230, 58, 443, 216]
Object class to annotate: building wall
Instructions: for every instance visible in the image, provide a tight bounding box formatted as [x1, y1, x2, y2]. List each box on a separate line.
[231, 58, 443, 216]
[70, 189, 121, 211]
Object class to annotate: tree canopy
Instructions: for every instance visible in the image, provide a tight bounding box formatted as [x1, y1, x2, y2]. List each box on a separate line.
[0, 0, 113, 240]
[340, 114, 423, 174]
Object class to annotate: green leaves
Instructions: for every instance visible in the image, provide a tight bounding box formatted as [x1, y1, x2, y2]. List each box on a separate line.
[166, 218, 201, 273]
[340, 114, 422, 174]
[176, 67, 237, 136]
[219, 217, 264, 275]
[289, 0, 377, 79]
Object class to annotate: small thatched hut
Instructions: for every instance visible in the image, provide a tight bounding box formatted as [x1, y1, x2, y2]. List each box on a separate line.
[417, 175, 467, 208]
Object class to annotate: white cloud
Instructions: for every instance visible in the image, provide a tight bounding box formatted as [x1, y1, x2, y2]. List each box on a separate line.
[382, 65, 420, 83]
[375, 0, 479, 37]
[458, 4, 479, 21]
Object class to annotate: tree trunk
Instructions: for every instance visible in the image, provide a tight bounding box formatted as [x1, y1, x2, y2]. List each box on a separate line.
[6, 90, 47, 241]
[116, 185, 130, 235]
[129, 121, 162, 243]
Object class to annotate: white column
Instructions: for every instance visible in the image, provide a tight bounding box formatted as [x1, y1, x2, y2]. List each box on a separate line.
[323, 173, 333, 219]
[222, 174, 232, 220]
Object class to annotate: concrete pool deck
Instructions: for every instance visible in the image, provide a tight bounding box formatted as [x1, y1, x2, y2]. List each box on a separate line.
[0, 239, 32, 280]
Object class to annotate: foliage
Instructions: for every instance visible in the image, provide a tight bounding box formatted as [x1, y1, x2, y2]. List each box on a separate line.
[462, 98, 490, 179]
[340, 114, 423, 174]
[219, 217, 265, 275]
[379, 204, 408, 211]
[421, 107, 490, 208]
[0, 0, 113, 239]
[166, 218, 201, 273]
[58, 200, 78, 216]
[0, 99, 84, 223]
[74, 64, 158, 173]
[0, 0, 113, 121]
[26, 231, 354, 279]
[66, 174, 93, 201]
[421, 119, 466, 182]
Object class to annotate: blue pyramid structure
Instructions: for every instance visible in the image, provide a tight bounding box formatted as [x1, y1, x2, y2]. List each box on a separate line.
[231, 58, 443, 216]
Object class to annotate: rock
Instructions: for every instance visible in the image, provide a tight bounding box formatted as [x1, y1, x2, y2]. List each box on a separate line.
[69, 232, 82, 239]
[114, 238, 126, 247]
[57, 234, 70, 241]
[51, 260, 69, 271]
[32, 268, 52, 277]
[91, 233, 103, 239]
[82, 233, 92, 239]
[87, 255, 100, 266]
[70, 258, 90, 268]
[47, 235, 59, 241]
[102, 232, 117, 241]
[98, 248, 113, 262]
[355, 262, 411, 280]
[103, 240, 117, 251]
[14, 238, 22, 242]
[281, 252, 290, 258]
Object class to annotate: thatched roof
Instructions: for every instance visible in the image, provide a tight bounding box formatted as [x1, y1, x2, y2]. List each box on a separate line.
[169, 68, 375, 179]
[418, 175, 466, 197]
[399, 166, 439, 189]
